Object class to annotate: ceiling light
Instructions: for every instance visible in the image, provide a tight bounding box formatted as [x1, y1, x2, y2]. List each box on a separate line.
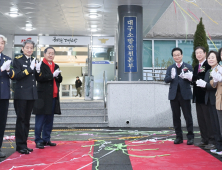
[9, 12, 19, 17]
[91, 25, 97, 28]
[91, 28, 98, 32]
[89, 13, 98, 18]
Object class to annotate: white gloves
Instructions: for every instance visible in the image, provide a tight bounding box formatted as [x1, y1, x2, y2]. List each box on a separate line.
[211, 69, 222, 82]
[30, 58, 36, 70]
[53, 69, 62, 77]
[178, 69, 185, 79]
[36, 60, 42, 73]
[183, 70, 193, 81]
[196, 79, 207, 88]
[171, 68, 176, 79]
[1, 60, 11, 72]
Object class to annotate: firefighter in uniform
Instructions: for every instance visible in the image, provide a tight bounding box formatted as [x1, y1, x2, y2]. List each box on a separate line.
[0, 35, 15, 158]
[13, 40, 39, 154]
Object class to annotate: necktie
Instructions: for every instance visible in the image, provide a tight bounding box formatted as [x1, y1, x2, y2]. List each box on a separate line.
[177, 63, 181, 68]
[198, 64, 201, 73]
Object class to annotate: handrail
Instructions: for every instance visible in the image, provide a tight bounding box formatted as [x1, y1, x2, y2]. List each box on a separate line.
[103, 71, 107, 122]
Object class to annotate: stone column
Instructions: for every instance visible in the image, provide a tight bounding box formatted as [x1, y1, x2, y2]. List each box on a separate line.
[117, 5, 143, 81]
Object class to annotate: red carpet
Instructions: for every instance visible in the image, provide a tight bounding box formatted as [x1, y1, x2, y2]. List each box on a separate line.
[126, 140, 222, 170]
[0, 141, 94, 170]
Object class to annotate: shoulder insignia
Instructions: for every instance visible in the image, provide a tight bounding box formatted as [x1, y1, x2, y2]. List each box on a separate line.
[15, 55, 23, 59]
[32, 56, 35, 59]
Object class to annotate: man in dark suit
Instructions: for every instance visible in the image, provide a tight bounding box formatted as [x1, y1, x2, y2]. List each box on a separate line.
[184, 46, 214, 149]
[164, 47, 194, 145]
[0, 35, 15, 158]
[13, 40, 38, 154]
[33, 47, 62, 149]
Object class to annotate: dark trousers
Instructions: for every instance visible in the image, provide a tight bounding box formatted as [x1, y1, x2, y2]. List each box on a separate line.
[35, 98, 55, 143]
[170, 92, 194, 140]
[14, 99, 35, 150]
[217, 110, 222, 136]
[207, 102, 222, 151]
[196, 103, 214, 144]
[0, 99, 9, 148]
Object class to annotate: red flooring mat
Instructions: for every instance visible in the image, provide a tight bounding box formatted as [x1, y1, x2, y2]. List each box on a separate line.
[126, 140, 222, 170]
[0, 141, 94, 170]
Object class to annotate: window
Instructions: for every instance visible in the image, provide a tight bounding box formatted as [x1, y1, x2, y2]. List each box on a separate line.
[178, 40, 193, 65]
[154, 40, 176, 68]
[143, 40, 152, 67]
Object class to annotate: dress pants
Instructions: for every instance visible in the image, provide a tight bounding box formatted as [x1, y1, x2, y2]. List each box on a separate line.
[217, 110, 222, 136]
[35, 98, 56, 143]
[196, 103, 214, 144]
[207, 102, 222, 152]
[170, 92, 194, 140]
[14, 99, 35, 150]
[0, 99, 9, 148]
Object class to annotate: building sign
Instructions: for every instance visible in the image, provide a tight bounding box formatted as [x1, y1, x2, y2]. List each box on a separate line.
[14, 36, 38, 45]
[93, 37, 114, 46]
[92, 61, 114, 64]
[39, 36, 90, 45]
[124, 16, 137, 73]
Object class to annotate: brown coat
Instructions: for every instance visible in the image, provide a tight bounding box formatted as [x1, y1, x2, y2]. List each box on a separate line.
[210, 68, 222, 110]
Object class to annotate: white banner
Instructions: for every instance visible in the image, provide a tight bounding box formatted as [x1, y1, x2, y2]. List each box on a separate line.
[14, 36, 38, 45]
[92, 37, 114, 46]
[39, 36, 90, 45]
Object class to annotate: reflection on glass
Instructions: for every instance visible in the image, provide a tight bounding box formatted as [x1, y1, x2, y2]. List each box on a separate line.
[62, 92, 70, 96]
[143, 40, 152, 67]
[62, 85, 70, 90]
[178, 40, 193, 65]
[92, 47, 114, 61]
[154, 40, 176, 68]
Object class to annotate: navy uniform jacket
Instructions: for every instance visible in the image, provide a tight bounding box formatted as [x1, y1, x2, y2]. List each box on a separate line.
[164, 62, 193, 100]
[13, 54, 38, 100]
[0, 53, 15, 99]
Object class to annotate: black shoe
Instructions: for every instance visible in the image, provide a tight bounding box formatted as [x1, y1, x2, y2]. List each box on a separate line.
[26, 148, 33, 152]
[36, 143, 44, 149]
[187, 139, 194, 145]
[43, 141, 56, 146]
[174, 138, 183, 144]
[0, 151, 6, 158]
[17, 148, 29, 154]
[194, 141, 208, 147]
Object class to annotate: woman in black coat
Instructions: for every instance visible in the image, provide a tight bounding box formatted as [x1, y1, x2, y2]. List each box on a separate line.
[33, 47, 62, 149]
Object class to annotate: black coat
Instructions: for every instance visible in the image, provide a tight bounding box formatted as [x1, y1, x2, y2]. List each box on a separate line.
[0, 53, 15, 99]
[13, 54, 38, 100]
[33, 62, 62, 115]
[75, 79, 82, 88]
[204, 69, 216, 105]
[191, 61, 211, 103]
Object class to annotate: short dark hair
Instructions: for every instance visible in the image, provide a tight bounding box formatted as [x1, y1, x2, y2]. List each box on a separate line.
[207, 50, 221, 63]
[171, 47, 183, 56]
[44, 47, 56, 54]
[218, 48, 222, 59]
[195, 46, 206, 53]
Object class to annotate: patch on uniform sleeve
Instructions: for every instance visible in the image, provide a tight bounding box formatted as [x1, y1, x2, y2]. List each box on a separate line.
[23, 69, 29, 75]
[15, 55, 23, 59]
